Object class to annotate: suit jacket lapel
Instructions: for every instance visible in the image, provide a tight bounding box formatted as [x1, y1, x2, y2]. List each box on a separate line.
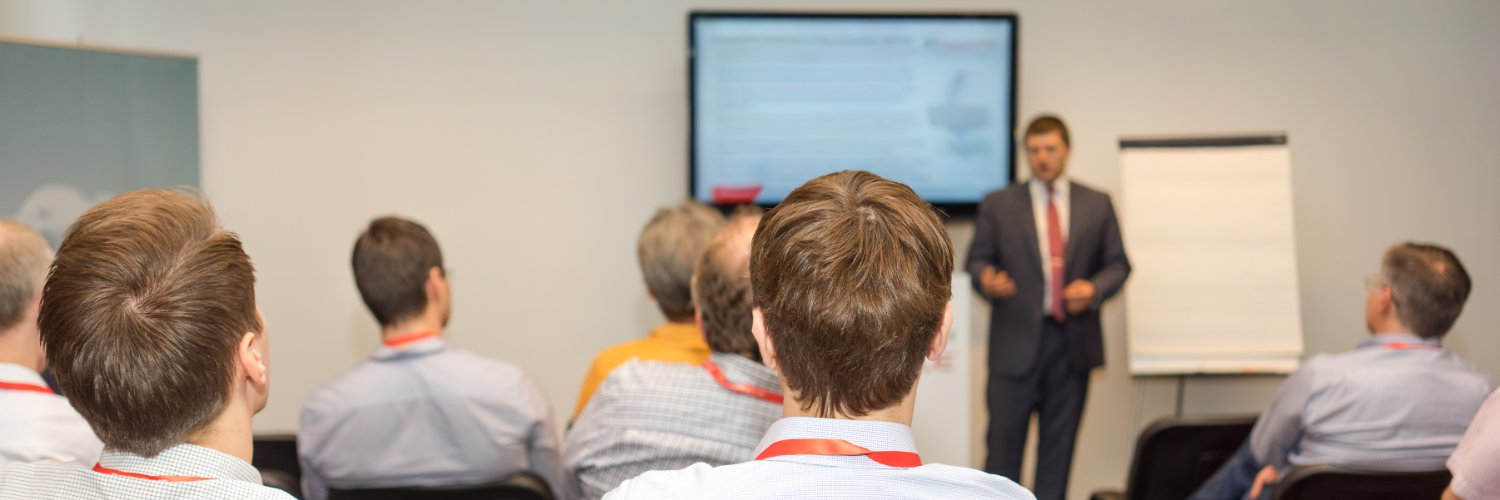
[1063, 181, 1084, 278]
[1017, 186, 1044, 279]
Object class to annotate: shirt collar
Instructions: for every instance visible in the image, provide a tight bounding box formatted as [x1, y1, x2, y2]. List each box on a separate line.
[709, 352, 779, 393]
[1359, 333, 1439, 349]
[97, 443, 263, 484]
[370, 336, 449, 361]
[753, 417, 919, 462]
[0, 363, 45, 385]
[650, 322, 708, 349]
[1029, 175, 1070, 198]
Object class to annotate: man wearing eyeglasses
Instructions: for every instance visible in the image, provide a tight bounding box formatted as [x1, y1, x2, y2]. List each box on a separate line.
[1189, 242, 1492, 500]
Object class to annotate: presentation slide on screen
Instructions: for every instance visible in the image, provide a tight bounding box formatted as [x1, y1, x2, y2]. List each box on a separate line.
[693, 17, 1014, 205]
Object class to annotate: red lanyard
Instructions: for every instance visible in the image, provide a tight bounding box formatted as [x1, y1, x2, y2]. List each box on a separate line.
[1384, 342, 1439, 351]
[384, 331, 440, 348]
[756, 438, 922, 468]
[0, 381, 56, 395]
[92, 463, 212, 482]
[702, 359, 783, 404]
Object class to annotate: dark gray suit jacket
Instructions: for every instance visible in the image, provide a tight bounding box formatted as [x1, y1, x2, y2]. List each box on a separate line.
[966, 180, 1131, 378]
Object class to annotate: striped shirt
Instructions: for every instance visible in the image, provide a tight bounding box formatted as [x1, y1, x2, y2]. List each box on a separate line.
[1448, 388, 1500, 500]
[1250, 333, 1492, 470]
[603, 417, 1035, 500]
[298, 337, 561, 500]
[564, 353, 781, 499]
[0, 443, 293, 499]
[0, 363, 101, 465]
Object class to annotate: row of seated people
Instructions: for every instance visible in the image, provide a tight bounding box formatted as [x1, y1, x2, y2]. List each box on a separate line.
[0, 171, 1494, 499]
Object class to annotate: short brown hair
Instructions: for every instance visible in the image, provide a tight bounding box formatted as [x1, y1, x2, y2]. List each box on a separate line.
[1382, 242, 1471, 338]
[352, 217, 444, 326]
[1024, 114, 1071, 147]
[751, 171, 953, 417]
[39, 189, 261, 457]
[692, 206, 762, 360]
[638, 201, 725, 321]
[0, 220, 51, 331]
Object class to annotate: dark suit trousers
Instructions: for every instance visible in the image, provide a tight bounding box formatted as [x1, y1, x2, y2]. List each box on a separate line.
[985, 318, 1090, 500]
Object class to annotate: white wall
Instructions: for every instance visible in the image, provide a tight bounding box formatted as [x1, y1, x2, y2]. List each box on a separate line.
[2, 1, 1496, 498]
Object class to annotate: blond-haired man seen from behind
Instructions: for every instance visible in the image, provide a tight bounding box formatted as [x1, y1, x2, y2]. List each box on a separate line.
[0, 220, 101, 465]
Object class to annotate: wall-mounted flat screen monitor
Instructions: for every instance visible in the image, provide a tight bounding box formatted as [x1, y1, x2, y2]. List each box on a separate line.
[690, 12, 1018, 213]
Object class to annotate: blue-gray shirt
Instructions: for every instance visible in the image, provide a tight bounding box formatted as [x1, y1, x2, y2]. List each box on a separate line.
[298, 337, 561, 499]
[1249, 333, 1492, 470]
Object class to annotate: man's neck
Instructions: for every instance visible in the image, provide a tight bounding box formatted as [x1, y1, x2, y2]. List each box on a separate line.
[781, 389, 918, 427]
[380, 314, 445, 342]
[186, 396, 254, 463]
[0, 329, 42, 372]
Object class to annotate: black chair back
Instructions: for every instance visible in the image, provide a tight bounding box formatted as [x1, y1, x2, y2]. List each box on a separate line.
[252, 434, 301, 499]
[1272, 465, 1451, 500]
[1121, 415, 1257, 500]
[326, 471, 554, 500]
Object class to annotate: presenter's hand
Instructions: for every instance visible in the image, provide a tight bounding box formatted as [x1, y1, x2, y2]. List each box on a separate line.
[981, 266, 1016, 300]
[1063, 279, 1095, 314]
[1249, 465, 1279, 500]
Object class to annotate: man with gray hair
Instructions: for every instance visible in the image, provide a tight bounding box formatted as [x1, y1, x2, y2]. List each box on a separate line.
[571, 201, 726, 420]
[0, 220, 101, 464]
[564, 207, 779, 499]
[1190, 242, 1492, 499]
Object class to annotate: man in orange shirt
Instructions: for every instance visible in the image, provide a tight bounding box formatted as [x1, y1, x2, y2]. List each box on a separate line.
[572, 201, 725, 419]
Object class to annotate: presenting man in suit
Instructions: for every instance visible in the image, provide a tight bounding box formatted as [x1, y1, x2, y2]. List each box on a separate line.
[967, 115, 1131, 500]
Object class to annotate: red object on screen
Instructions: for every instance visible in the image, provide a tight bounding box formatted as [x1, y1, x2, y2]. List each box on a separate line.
[712, 185, 763, 204]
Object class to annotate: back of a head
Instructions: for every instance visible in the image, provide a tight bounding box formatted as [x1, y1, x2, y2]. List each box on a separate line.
[351, 216, 444, 326]
[0, 220, 52, 333]
[639, 201, 726, 321]
[1383, 242, 1471, 338]
[750, 171, 954, 417]
[693, 206, 762, 360]
[38, 189, 261, 457]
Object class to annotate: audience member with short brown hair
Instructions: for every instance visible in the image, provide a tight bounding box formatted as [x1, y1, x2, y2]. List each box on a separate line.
[605, 171, 1034, 499]
[0, 189, 291, 499]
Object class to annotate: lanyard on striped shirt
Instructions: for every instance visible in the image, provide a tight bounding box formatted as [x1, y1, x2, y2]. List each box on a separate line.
[0, 381, 55, 395]
[756, 438, 923, 468]
[383, 331, 440, 348]
[92, 463, 213, 482]
[702, 359, 783, 404]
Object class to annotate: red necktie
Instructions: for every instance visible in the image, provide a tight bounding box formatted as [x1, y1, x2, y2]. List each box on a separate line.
[1047, 184, 1066, 322]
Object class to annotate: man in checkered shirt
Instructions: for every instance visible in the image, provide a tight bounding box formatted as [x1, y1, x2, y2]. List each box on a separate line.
[0, 189, 292, 499]
[564, 207, 780, 499]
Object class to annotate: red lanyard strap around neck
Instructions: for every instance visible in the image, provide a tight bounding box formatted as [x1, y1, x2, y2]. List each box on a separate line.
[0, 381, 56, 395]
[756, 438, 923, 468]
[383, 331, 440, 348]
[92, 463, 213, 482]
[1384, 341, 1439, 351]
[702, 359, 783, 405]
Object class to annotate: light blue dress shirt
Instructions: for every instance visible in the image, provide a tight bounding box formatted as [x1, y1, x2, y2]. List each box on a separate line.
[1249, 333, 1492, 470]
[298, 337, 561, 499]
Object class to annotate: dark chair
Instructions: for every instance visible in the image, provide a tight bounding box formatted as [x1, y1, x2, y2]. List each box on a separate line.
[252, 434, 302, 499]
[326, 471, 554, 500]
[1090, 414, 1258, 500]
[1272, 465, 1451, 500]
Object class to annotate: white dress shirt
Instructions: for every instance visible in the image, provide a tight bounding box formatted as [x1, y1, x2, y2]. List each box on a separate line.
[1447, 387, 1500, 500]
[0, 363, 102, 465]
[603, 417, 1034, 499]
[298, 336, 561, 500]
[1028, 177, 1070, 310]
[0, 443, 293, 499]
